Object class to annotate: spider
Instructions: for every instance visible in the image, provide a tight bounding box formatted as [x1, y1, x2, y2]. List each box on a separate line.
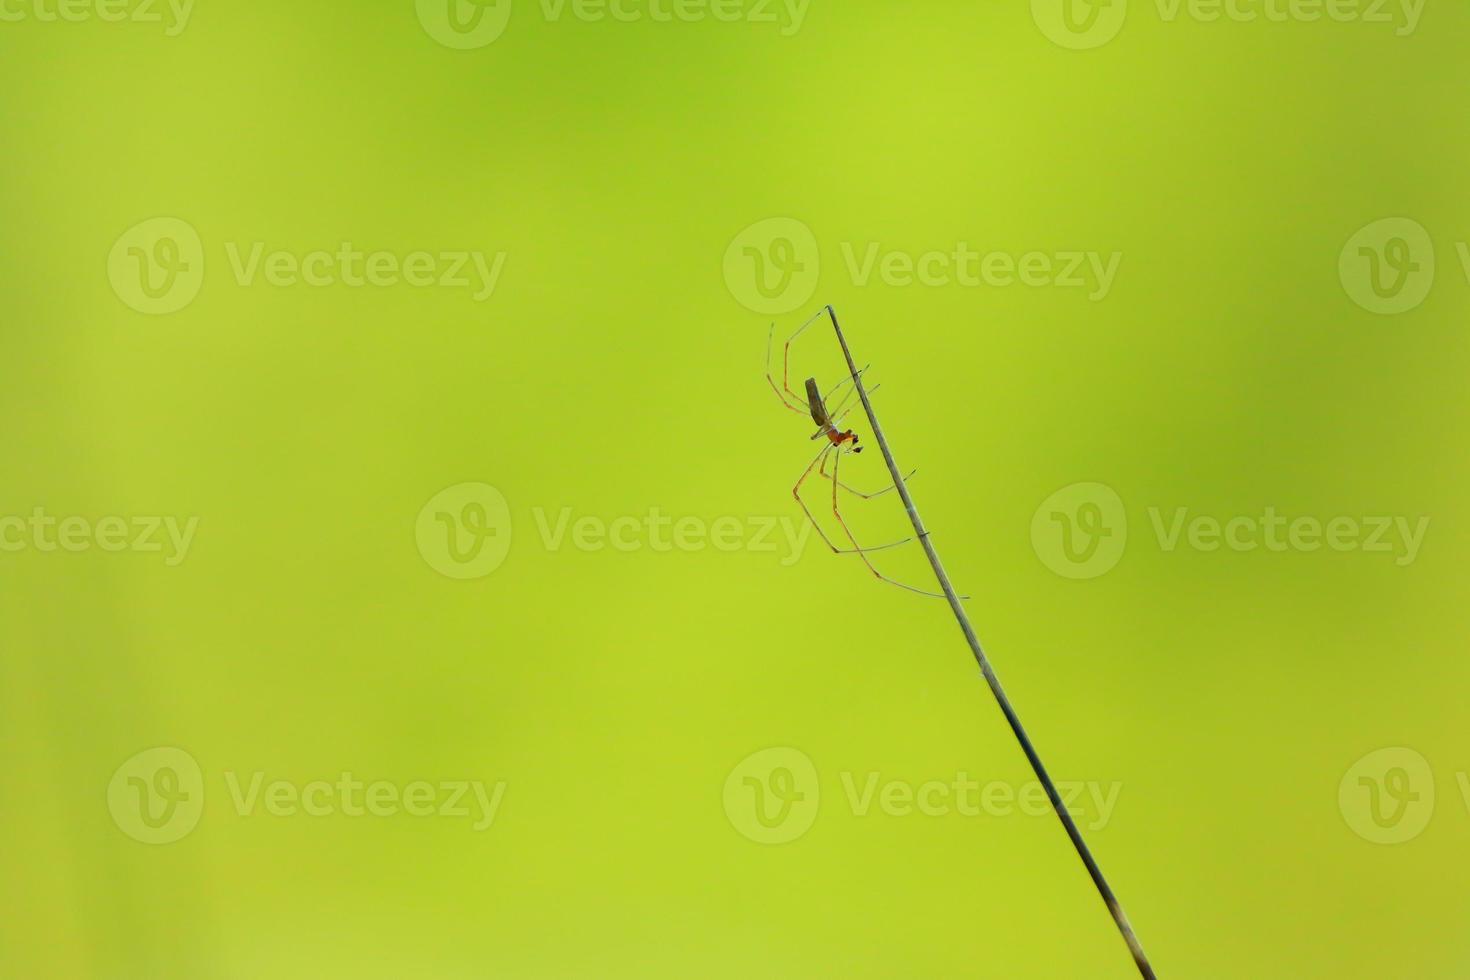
[765, 308, 949, 598]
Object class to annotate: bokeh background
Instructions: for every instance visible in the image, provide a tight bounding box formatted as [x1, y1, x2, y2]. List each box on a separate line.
[2, 1, 1468, 976]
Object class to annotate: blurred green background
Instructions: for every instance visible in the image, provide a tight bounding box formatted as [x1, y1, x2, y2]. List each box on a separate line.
[2, 0, 1468, 976]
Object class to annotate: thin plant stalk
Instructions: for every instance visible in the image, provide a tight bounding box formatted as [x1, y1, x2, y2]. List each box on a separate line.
[826, 306, 1157, 980]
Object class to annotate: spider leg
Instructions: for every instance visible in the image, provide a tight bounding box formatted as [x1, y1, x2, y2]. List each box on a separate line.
[765, 322, 809, 415]
[765, 307, 871, 419]
[830, 448, 958, 599]
[778, 307, 835, 406]
[832, 381, 885, 425]
[822, 366, 871, 418]
[793, 445, 912, 555]
[821, 451, 917, 500]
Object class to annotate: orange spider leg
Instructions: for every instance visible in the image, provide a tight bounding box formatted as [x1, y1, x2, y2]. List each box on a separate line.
[793, 445, 912, 555]
[829, 447, 954, 599]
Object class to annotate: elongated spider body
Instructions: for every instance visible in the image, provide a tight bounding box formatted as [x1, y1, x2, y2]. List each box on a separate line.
[805, 377, 862, 451]
[765, 310, 947, 598]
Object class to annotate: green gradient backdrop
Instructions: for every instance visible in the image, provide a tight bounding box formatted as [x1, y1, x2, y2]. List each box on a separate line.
[3, 1, 1468, 977]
